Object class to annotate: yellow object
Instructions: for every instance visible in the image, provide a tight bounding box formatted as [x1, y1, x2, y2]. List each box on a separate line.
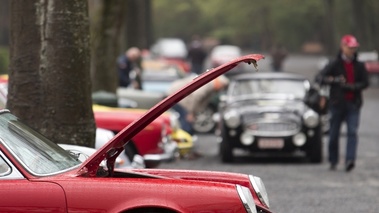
[171, 128, 194, 157]
[93, 104, 194, 158]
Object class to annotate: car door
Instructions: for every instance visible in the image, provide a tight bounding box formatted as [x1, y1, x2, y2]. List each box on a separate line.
[0, 154, 67, 213]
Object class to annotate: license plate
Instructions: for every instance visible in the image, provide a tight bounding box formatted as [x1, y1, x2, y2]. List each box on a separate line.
[258, 138, 284, 149]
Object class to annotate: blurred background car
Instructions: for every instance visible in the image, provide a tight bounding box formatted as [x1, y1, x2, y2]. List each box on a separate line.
[58, 128, 146, 169]
[150, 37, 191, 72]
[217, 72, 323, 163]
[210, 45, 242, 66]
[141, 58, 187, 94]
[358, 51, 379, 86]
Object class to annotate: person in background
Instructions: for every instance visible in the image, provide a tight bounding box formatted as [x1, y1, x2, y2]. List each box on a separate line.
[270, 43, 288, 72]
[187, 35, 207, 74]
[315, 34, 369, 172]
[117, 47, 142, 88]
[167, 74, 229, 135]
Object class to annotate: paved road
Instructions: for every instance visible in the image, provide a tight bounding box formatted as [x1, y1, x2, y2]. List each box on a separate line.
[160, 54, 379, 213]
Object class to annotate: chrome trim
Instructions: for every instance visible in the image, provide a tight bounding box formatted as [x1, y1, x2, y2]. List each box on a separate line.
[246, 121, 300, 137]
[236, 184, 257, 213]
[143, 140, 178, 163]
[249, 175, 270, 208]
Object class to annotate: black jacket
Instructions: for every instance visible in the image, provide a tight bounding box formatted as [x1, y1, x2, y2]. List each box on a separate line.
[315, 51, 369, 108]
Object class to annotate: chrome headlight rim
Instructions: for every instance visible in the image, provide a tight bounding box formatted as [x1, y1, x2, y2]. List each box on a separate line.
[303, 109, 319, 128]
[236, 184, 257, 213]
[249, 175, 270, 208]
[223, 109, 241, 128]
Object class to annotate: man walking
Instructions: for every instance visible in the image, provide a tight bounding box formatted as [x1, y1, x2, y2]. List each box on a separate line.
[316, 34, 369, 172]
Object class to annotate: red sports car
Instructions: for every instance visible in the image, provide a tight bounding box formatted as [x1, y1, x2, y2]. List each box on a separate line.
[93, 105, 179, 168]
[0, 54, 273, 212]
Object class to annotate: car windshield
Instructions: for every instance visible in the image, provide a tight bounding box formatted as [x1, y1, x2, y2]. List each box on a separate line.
[231, 78, 308, 99]
[0, 111, 81, 176]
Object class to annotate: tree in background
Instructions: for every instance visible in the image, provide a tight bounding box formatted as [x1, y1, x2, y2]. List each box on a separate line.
[8, 0, 96, 147]
[90, 0, 152, 93]
[90, 0, 126, 93]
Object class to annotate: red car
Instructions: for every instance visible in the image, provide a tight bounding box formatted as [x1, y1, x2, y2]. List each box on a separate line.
[0, 54, 273, 212]
[93, 105, 180, 168]
[359, 51, 379, 86]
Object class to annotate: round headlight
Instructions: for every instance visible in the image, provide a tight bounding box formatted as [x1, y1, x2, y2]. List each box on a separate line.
[249, 175, 270, 208]
[240, 132, 254, 146]
[293, 132, 306, 146]
[303, 109, 319, 128]
[224, 110, 241, 128]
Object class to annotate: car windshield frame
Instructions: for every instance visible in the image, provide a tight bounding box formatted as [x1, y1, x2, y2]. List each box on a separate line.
[229, 78, 309, 100]
[0, 110, 81, 176]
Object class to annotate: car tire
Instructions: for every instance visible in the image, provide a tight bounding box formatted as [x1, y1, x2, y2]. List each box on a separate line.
[308, 126, 323, 163]
[219, 125, 234, 163]
[193, 106, 216, 134]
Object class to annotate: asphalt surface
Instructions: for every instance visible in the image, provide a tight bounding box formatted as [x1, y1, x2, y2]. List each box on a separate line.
[160, 54, 379, 213]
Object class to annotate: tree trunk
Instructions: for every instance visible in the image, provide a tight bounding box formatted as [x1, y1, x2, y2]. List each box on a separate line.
[8, 0, 96, 147]
[126, 0, 152, 49]
[91, 0, 126, 93]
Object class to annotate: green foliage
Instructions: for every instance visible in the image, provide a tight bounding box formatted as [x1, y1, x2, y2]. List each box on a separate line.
[152, 0, 378, 52]
[0, 46, 9, 74]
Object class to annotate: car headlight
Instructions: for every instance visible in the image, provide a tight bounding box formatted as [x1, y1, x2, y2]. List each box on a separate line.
[249, 175, 270, 208]
[303, 109, 319, 128]
[240, 131, 255, 146]
[293, 132, 306, 146]
[236, 185, 257, 213]
[224, 110, 241, 128]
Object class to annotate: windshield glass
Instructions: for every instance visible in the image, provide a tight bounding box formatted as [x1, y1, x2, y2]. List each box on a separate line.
[0, 111, 81, 176]
[231, 78, 307, 99]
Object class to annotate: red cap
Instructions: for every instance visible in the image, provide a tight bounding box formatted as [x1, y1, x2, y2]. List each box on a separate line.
[341, 34, 360, 47]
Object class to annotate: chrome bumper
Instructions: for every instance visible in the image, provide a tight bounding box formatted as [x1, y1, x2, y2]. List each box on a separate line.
[143, 139, 179, 167]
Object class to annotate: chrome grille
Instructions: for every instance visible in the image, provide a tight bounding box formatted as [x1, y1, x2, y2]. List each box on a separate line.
[247, 121, 299, 137]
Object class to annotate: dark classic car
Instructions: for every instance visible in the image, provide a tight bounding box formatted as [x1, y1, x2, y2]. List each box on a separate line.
[0, 54, 274, 212]
[217, 72, 323, 163]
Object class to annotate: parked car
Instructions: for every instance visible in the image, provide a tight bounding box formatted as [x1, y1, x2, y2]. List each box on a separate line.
[0, 78, 180, 168]
[150, 37, 191, 72]
[210, 45, 242, 65]
[217, 72, 323, 163]
[141, 59, 187, 94]
[0, 54, 274, 212]
[93, 104, 194, 160]
[358, 51, 379, 86]
[58, 128, 146, 169]
[93, 104, 180, 167]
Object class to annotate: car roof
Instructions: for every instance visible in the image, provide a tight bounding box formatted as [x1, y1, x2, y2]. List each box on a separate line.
[231, 71, 308, 81]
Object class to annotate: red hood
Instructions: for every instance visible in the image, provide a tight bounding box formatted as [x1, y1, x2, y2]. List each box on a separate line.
[132, 168, 270, 211]
[77, 54, 265, 177]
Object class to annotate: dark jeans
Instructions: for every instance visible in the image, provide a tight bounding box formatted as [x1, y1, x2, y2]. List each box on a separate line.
[328, 101, 360, 165]
[172, 104, 194, 135]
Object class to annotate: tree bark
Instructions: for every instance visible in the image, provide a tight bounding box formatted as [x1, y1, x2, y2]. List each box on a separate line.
[126, 0, 152, 49]
[8, 0, 96, 147]
[90, 0, 126, 93]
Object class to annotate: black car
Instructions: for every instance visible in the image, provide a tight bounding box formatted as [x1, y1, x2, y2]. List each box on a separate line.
[217, 72, 323, 163]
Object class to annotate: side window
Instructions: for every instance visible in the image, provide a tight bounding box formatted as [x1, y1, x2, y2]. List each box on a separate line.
[0, 155, 11, 176]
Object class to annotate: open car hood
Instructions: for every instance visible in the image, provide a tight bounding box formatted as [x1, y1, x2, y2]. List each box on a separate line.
[78, 54, 265, 177]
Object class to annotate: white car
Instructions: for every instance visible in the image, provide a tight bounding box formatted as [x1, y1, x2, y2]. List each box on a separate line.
[210, 45, 242, 67]
[151, 38, 188, 59]
[59, 128, 145, 169]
